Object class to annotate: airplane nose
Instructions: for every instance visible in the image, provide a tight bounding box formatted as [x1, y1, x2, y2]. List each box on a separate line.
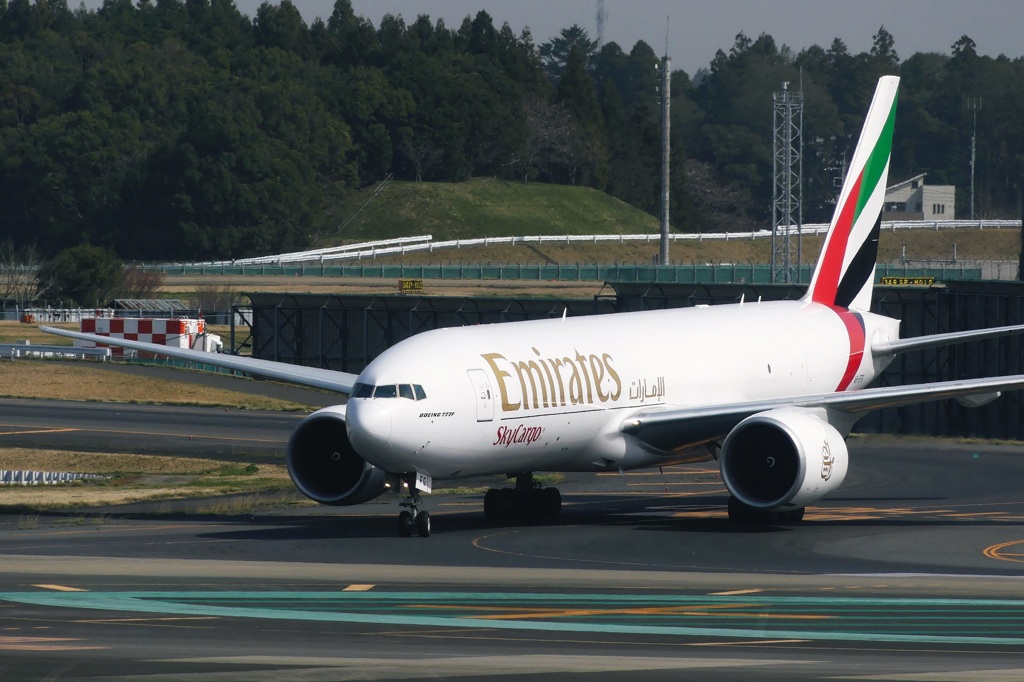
[347, 401, 392, 455]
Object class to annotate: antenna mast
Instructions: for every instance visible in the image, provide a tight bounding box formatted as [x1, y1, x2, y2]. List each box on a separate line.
[771, 79, 804, 283]
[659, 50, 671, 266]
[595, 0, 607, 48]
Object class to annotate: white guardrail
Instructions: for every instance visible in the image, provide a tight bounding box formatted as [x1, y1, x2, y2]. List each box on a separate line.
[175, 220, 1021, 268]
[0, 343, 111, 361]
[196, 235, 434, 267]
[0, 470, 109, 485]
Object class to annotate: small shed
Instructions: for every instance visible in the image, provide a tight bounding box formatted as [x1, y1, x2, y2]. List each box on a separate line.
[108, 299, 191, 317]
[883, 173, 956, 220]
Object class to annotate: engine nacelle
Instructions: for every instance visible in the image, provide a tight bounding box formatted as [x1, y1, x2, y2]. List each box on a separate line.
[720, 408, 849, 510]
[286, 405, 388, 506]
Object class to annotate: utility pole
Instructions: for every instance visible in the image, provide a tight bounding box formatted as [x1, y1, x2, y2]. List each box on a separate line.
[659, 54, 671, 266]
[967, 97, 982, 220]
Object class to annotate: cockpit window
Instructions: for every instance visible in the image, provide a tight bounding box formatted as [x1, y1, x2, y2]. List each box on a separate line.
[353, 382, 427, 400]
[373, 384, 398, 399]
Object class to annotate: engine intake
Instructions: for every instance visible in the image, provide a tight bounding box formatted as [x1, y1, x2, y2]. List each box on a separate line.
[287, 405, 388, 506]
[720, 408, 848, 510]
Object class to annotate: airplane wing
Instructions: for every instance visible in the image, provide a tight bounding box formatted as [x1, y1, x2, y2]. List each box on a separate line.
[39, 326, 358, 394]
[624, 374, 1024, 451]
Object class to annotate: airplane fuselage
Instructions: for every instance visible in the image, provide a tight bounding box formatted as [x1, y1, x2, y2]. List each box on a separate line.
[345, 299, 901, 480]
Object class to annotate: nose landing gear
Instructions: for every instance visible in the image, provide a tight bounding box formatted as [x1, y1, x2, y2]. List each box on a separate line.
[397, 474, 431, 537]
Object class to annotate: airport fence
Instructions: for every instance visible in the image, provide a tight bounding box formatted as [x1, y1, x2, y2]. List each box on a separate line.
[182, 220, 1021, 267]
[150, 262, 986, 283]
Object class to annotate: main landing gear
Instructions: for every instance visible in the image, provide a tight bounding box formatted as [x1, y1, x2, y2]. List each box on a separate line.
[484, 472, 561, 523]
[397, 474, 430, 537]
[727, 496, 805, 525]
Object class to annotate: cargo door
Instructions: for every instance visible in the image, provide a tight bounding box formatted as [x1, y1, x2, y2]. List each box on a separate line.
[467, 369, 494, 422]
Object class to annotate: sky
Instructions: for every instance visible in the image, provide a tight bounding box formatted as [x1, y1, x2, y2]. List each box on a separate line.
[276, 0, 1019, 75]
[74, 1, 1022, 76]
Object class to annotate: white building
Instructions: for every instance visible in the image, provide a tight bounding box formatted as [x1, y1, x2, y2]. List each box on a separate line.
[883, 173, 956, 220]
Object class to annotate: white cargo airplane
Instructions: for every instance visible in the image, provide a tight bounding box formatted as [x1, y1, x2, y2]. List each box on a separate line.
[44, 76, 1024, 537]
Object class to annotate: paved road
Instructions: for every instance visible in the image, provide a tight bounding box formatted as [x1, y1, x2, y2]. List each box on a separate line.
[0, 397, 301, 460]
[2, 400, 1024, 679]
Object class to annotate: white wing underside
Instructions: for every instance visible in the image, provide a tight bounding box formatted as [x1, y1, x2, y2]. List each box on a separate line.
[623, 374, 1024, 451]
[39, 326, 358, 394]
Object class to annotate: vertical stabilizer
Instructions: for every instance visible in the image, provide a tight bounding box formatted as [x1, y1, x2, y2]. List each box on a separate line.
[805, 76, 899, 311]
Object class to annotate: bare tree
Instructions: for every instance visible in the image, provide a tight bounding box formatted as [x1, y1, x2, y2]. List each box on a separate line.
[0, 239, 43, 304]
[519, 97, 574, 182]
[684, 160, 760, 233]
[189, 280, 239, 314]
[396, 127, 444, 182]
[117, 265, 166, 299]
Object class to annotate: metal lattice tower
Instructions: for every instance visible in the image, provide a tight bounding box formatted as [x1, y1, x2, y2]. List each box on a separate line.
[771, 82, 803, 283]
[595, 0, 607, 48]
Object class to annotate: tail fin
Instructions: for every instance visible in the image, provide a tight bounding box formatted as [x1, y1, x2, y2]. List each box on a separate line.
[805, 76, 899, 311]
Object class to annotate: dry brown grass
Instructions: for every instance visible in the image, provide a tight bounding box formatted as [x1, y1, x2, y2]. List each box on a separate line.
[0, 447, 294, 510]
[316, 226, 1021, 267]
[158, 227, 1022, 300]
[0, 358, 310, 410]
[0, 321, 78, 345]
[0, 448, 262, 474]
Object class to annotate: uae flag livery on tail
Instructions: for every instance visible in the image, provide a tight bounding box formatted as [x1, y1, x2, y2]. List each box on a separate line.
[806, 76, 899, 312]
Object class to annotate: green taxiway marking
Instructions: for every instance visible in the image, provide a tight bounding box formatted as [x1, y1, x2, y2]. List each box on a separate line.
[3, 591, 1024, 646]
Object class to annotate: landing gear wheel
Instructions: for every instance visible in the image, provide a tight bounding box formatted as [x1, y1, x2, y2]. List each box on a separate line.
[415, 510, 431, 537]
[541, 487, 561, 519]
[485, 472, 561, 524]
[484, 489, 501, 521]
[398, 510, 414, 537]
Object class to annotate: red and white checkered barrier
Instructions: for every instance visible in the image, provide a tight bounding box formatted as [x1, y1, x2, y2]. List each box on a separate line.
[77, 318, 206, 357]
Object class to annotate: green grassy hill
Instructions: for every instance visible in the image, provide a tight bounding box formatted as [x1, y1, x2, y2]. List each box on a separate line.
[313, 178, 1021, 266]
[321, 178, 659, 243]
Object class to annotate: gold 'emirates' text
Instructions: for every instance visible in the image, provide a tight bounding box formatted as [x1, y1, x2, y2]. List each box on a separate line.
[481, 348, 622, 413]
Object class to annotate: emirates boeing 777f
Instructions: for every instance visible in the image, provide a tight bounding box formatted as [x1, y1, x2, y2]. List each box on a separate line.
[44, 76, 1024, 537]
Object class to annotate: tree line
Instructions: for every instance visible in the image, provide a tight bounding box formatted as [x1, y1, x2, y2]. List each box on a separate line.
[0, 0, 1021, 270]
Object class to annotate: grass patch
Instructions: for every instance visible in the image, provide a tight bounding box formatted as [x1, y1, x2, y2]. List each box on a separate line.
[0, 321, 78, 345]
[326, 177, 658, 243]
[434, 485, 489, 496]
[0, 448, 295, 511]
[211, 463, 261, 476]
[0, 358, 311, 411]
[188, 492, 315, 515]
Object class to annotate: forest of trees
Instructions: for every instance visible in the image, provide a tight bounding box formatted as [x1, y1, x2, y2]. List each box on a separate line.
[0, 0, 1022, 264]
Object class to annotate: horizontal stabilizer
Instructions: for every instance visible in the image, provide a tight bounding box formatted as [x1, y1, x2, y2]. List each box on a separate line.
[873, 323, 1024, 356]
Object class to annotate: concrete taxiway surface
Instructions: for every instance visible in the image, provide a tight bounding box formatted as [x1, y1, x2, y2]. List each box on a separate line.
[2, 397, 1024, 679]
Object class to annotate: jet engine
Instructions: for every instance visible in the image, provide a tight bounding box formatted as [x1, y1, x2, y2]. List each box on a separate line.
[719, 408, 849, 510]
[286, 405, 388, 506]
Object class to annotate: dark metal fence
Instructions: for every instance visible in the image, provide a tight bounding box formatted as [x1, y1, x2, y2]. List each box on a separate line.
[167, 262, 981, 283]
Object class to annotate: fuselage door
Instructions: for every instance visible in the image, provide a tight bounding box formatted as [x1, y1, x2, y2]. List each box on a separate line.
[467, 369, 494, 422]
